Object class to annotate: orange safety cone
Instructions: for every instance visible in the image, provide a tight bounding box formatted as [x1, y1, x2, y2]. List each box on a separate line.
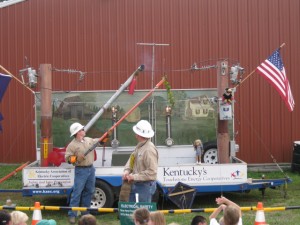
[254, 202, 267, 225]
[32, 202, 42, 225]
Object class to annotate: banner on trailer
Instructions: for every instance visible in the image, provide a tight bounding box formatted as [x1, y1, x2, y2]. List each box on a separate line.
[158, 163, 247, 186]
[22, 167, 74, 188]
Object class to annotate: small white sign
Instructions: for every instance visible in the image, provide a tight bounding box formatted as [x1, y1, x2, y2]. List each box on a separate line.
[219, 104, 233, 120]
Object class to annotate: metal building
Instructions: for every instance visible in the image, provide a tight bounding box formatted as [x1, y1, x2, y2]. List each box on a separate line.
[0, 0, 299, 163]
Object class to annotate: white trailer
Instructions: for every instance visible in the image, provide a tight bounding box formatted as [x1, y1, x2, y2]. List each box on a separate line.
[22, 73, 291, 208]
[22, 144, 291, 208]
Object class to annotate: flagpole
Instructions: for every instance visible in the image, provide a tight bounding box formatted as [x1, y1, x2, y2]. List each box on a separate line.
[234, 43, 286, 89]
[0, 65, 35, 94]
[279, 42, 286, 49]
[234, 69, 256, 89]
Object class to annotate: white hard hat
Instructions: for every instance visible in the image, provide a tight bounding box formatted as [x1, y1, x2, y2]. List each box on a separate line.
[69, 122, 84, 137]
[132, 120, 154, 138]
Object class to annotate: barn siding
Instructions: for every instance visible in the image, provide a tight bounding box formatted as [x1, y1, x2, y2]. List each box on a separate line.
[0, 0, 299, 163]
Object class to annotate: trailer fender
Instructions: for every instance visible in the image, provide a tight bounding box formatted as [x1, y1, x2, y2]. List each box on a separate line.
[99, 176, 123, 187]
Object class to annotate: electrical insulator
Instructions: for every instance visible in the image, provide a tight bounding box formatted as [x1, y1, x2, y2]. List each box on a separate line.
[230, 66, 239, 83]
[28, 68, 37, 88]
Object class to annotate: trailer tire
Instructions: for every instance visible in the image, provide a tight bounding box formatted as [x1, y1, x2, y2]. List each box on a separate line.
[202, 141, 218, 164]
[91, 180, 114, 208]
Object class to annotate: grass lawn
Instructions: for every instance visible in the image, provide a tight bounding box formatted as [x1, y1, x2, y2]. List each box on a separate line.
[0, 164, 299, 224]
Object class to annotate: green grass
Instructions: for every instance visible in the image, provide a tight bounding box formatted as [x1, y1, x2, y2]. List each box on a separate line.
[0, 164, 300, 224]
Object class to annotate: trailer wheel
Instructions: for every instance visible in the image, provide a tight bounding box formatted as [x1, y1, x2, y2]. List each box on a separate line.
[202, 142, 218, 164]
[91, 180, 114, 208]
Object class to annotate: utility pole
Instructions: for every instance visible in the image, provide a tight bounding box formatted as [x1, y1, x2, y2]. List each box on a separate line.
[136, 43, 169, 144]
[40, 64, 53, 166]
[217, 61, 230, 163]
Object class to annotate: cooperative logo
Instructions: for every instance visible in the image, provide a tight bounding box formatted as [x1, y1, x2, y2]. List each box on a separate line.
[231, 169, 245, 180]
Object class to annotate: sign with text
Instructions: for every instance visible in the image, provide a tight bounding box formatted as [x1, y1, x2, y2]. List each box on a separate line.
[219, 104, 233, 120]
[118, 202, 157, 225]
[158, 163, 247, 186]
[22, 167, 74, 188]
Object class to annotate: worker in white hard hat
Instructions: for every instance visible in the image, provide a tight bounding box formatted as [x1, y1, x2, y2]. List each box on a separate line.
[65, 122, 108, 224]
[122, 120, 158, 203]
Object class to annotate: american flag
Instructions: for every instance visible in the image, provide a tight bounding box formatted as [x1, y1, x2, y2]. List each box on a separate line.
[256, 49, 295, 112]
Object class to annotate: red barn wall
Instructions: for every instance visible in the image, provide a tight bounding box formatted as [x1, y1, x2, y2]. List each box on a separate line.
[0, 0, 299, 163]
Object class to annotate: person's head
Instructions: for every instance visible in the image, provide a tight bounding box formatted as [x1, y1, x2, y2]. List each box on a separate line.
[190, 215, 207, 225]
[148, 211, 166, 225]
[194, 139, 202, 146]
[36, 219, 57, 225]
[78, 214, 97, 225]
[0, 210, 12, 225]
[69, 122, 85, 138]
[132, 207, 150, 225]
[223, 205, 240, 225]
[10, 211, 28, 225]
[225, 88, 232, 94]
[133, 120, 154, 140]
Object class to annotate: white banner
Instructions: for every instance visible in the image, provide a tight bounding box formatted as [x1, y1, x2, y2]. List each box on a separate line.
[22, 167, 74, 188]
[157, 164, 247, 186]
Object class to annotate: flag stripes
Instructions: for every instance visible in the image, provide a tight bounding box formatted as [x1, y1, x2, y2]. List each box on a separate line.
[256, 49, 295, 112]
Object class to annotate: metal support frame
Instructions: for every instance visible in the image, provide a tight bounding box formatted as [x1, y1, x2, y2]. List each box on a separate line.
[136, 43, 170, 145]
